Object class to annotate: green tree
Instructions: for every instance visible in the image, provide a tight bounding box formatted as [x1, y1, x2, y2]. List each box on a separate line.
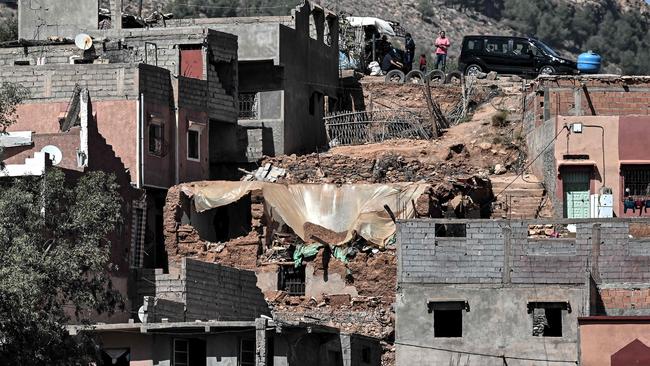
[0, 169, 123, 364]
[0, 82, 30, 166]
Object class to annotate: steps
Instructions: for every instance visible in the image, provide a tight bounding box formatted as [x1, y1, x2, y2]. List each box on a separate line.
[490, 174, 553, 219]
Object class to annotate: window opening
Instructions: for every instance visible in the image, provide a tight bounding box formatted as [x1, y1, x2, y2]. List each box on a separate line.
[622, 165, 650, 197]
[435, 223, 467, 237]
[187, 129, 200, 161]
[278, 265, 306, 296]
[173, 339, 189, 366]
[240, 339, 255, 366]
[149, 123, 164, 156]
[528, 302, 570, 337]
[239, 92, 259, 119]
[428, 301, 468, 338]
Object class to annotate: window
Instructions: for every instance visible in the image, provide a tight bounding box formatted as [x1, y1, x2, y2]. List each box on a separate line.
[512, 40, 531, 56]
[463, 39, 480, 52]
[173, 339, 189, 366]
[622, 165, 650, 197]
[240, 339, 255, 366]
[528, 302, 570, 337]
[14, 60, 30, 66]
[278, 265, 306, 296]
[428, 301, 468, 338]
[187, 129, 200, 161]
[239, 92, 259, 119]
[485, 38, 508, 54]
[148, 123, 164, 156]
[435, 223, 467, 237]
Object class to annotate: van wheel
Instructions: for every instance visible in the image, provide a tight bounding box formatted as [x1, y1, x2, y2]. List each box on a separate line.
[385, 70, 405, 83]
[405, 70, 425, 84]
[539, 65, 556, 75]
[426, 69, 446, 84]
[445, 71, 463, 84]
[465, 64, 483, 76]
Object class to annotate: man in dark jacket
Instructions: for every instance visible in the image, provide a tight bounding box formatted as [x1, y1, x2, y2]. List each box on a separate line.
[404, 33, 416, 72]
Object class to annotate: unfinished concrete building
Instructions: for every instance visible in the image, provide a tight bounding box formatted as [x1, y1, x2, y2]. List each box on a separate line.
[525, 75, 650, 219]
[396, 217, 650, 365]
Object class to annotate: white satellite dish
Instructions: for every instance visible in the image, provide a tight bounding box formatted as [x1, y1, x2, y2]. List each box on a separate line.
[74, 33, 93, 51]
[137, 305, 146, 323]
[41, 145, 63, 165]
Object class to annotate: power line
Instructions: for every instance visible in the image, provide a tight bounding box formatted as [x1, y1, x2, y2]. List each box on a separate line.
[394, 340, 578, 364]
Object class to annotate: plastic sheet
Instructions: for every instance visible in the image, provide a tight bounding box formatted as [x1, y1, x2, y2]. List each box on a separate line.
[183, 181, 428, 247]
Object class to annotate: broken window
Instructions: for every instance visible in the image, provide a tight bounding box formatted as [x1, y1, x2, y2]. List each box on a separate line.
[278, 265, 306, 296]
[148, 122, 164, 156]
[239, 92, 259, 119]
[528, 302, 570, 337]
[240, 339, 255, 366]
[187, 129, 200, 161]
[434, 223, 466, 237]
[428, 301, 468, 338]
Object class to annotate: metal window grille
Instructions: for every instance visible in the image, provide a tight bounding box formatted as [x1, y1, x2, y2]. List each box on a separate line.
[278, 265, 306, 296]
[238, 93, 259, 119]
[173, 339, 189, 366]
[130, 202, 146, 268]
[623, 165, 650, 197]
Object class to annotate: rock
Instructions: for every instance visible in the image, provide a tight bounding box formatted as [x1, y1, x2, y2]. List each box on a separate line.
[478, 142, 492, 150]
[494, 164, 506, 175]
[509, 75, 523, 82]
[327, 293, 352, 307]
[486, 71, 498, 80]
[475, 72, 488, 79]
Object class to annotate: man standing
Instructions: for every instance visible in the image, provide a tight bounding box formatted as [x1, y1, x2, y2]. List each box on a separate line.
[404, 33, 416, 72]
[434, 30, 450, 71]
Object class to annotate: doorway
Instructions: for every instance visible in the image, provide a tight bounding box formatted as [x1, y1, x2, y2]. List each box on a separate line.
[563, 168, 591, 218]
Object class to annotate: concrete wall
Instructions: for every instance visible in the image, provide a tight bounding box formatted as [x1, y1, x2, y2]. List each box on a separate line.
[579, 318, 650, 366]
[396, 218, 650, 366]
[18, 0, 98, 40]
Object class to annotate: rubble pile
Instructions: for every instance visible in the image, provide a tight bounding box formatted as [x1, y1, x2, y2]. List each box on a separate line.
[262, 152, 481, 184]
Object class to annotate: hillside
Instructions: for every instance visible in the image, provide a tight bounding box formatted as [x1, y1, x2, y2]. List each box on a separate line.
[1, 0, 650, 73]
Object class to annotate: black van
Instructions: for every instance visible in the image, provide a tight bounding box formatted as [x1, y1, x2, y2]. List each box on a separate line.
[458, 35, 578, 76]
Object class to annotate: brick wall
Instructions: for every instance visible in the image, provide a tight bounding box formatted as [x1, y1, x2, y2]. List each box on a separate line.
[183, 258, 270, 321]
[0, 63, 139, 101]
[526, 76, 650, 126]
[139, 64, 173, 106]
[178, 76, 208, 111]
[398, 219, 650, 285]
[142, 296, 185, 322]
[598, 288, 650, 315]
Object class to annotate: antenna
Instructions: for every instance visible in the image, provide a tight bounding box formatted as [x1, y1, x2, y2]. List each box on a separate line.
[41, 145, 63, 165]
[74, 33, 93, 51]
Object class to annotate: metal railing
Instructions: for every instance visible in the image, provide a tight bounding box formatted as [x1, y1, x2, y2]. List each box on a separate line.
[324, 109, 433, 147]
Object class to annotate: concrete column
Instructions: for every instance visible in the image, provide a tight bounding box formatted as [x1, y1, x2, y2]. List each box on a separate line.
[255, 318, 268, 366]
[111, 0, 123, 30]
[340, 333, 352, 366]
[502, 226, 512, 284]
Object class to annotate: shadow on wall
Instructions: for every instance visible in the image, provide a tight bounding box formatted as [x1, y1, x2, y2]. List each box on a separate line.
[337, 76, 366, 112]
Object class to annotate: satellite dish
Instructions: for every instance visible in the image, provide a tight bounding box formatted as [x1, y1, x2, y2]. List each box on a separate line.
[41, 145, 63, 165]
[137, 305, 146, 323]
[74, 33, 93, 51]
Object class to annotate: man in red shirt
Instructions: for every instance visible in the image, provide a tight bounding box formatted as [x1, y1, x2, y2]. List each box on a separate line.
[434, 30, 450, 71]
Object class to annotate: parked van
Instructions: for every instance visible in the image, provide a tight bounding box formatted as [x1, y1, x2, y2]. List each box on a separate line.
[458, 35, 578, 77]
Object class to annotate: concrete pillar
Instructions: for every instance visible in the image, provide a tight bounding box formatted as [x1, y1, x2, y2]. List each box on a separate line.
[255, 318, 268, 366]
[110, 0, 123, 30]
[340, 333, 352, 366]
[502, 226, 512, 284]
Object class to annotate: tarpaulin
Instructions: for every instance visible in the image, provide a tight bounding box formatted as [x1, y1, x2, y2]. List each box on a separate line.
[182, 182, 428, 248]
[347, 16, 396, 36]
[293, 243, 323, 267]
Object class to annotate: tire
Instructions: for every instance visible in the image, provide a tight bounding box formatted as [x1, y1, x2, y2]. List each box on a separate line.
[539, 65, 556, 75]
[445, 71, 463, 84]
[465, 63, 483, 76]
[426, 69, 446, 85]
[385, 69, 405, 83]
[405, 70, 425, 84]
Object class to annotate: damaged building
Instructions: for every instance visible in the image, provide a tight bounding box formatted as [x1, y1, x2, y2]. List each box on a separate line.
[396, 217, 650, 365]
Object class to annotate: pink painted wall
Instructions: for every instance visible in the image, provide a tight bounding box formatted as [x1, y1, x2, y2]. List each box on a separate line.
[178, 109, 209, 183]
[579, 320, 650, 366]
[3, 130, 81, 171]
[143, 102, 175, 188]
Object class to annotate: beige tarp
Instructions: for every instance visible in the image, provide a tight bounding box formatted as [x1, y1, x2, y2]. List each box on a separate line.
[182, 181, 428, 247]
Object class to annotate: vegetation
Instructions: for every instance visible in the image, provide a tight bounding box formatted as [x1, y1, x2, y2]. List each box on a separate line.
[491, 110, 509, 127]
[443, 0, 650, 74]
[0, 15, 17, 43]
[0, 169, 123, 364]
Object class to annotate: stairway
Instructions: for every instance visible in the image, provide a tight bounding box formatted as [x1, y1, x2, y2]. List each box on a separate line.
[490, 173, 553, 219]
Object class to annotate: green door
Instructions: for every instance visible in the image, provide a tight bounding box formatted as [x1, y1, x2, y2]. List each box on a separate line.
[564, 170, 591, 218]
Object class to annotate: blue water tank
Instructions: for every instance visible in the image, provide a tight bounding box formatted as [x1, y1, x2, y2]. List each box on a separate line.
[577, 51, 602, 74]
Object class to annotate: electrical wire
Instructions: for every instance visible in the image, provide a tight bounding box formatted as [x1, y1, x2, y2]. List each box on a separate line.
[394, 341, 578, 364]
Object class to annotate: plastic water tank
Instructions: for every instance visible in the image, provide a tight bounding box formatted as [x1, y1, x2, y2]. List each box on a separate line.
[577, 51, 601, 74]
